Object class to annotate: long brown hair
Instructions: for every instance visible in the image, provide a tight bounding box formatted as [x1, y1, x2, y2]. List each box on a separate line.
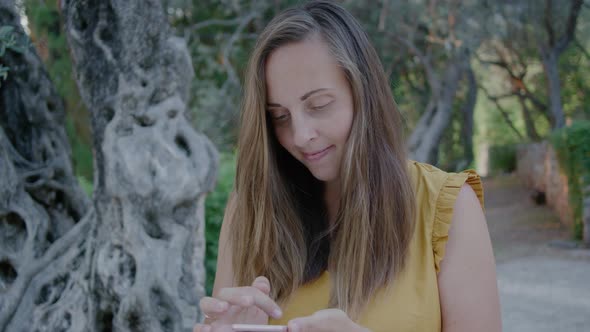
[231, 0, 415, 318]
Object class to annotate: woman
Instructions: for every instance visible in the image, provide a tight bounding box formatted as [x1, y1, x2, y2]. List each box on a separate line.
[194, 1, 501, 331]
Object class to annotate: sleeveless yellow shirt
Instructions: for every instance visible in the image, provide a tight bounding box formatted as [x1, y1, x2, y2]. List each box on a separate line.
[269, 161, 484, 331]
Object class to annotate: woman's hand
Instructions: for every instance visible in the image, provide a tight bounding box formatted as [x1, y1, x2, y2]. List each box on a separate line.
[193, 276, 283, 332]
[287, 309, 370, 332]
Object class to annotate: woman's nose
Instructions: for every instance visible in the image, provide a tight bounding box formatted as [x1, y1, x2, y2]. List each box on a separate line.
[292, 114, 318, 148]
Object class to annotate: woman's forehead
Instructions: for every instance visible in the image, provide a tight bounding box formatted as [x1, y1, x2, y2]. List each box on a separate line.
[265, 38, 346, 103]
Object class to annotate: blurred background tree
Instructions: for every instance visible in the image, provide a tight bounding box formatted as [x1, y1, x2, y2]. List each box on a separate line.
[23, 0, 589, 171]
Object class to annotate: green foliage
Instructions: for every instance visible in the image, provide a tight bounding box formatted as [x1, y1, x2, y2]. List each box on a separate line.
[77, 175, 93, 196]
[204, 152, 236, 295]
[170, 1, 264, 150]
[551, 121, 590, 240]
[560, 44, 590, 120]
[488, 144, 517, 174]
[25, 0, 94, 182]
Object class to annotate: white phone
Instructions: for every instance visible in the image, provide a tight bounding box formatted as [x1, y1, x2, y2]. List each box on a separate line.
[231, 324, 287, 332]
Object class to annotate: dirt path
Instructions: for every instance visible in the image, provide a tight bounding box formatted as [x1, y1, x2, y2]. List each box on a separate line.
[483, 175, 590, 332]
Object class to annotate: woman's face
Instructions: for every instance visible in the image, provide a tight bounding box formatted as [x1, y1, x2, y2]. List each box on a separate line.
[265, 36, 354, 183]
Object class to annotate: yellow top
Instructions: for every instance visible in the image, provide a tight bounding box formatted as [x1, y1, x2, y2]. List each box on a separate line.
[269, 161, 484, 331]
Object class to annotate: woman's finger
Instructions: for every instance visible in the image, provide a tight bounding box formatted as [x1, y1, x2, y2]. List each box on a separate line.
[217, 286, 282, 319]
[252, 276, 271, 294]
[199, 296, 229, 317]
[193, 323, 211, 332]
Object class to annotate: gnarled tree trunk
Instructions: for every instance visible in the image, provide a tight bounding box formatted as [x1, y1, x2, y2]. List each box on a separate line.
[1, 0, 218, 331]
[0, 0, 91, 330]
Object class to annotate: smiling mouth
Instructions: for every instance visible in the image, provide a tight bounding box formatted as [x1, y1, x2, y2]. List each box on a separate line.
[303, 145, 333, 161]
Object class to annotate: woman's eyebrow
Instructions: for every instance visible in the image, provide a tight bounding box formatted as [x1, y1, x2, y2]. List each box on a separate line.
[300, 88, 330, 101]
[267, 88, 331, 107]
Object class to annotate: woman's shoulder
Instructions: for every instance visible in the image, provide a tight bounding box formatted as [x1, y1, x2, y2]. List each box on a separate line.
[407, 160, 483, 206]
[406, 160, 485, 273]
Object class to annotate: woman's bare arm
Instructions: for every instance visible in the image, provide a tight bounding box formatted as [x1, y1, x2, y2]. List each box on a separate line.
[438, 184, 502, 332]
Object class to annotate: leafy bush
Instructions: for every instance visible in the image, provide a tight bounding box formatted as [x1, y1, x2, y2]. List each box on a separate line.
[488, 144, 517, 174]
[551, 121, 590, 240]
[205, 152, 236, 295]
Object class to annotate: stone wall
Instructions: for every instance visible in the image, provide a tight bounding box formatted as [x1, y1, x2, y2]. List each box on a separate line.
[516, 142, 573, 226]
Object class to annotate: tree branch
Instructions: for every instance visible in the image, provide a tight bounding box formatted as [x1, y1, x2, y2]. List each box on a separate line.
[523, 90, 548, 114]
[479, 84, 525, 140]
[476, 52, 522, 90]
[486, 92, 515, 101]
[544, 0, 556, 47]
[475, 52, 548, 115]
[220, 12, 258, 89]
[378, 0, 389, 32]
[192, 16, 251, 31]
[393, 34, 440, 94]
[517, 95, 540, 140]
[555, 0, 584, 54]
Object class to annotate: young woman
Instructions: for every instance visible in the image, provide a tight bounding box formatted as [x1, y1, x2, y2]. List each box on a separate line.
[194, 1, 501, 331]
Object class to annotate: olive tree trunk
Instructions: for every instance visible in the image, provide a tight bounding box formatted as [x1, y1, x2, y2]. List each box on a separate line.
[1, 0, 91, 330]
[0, 0, 217, 331]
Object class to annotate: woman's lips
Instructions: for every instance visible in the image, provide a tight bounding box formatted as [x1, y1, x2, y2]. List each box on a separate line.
[303, 145, 333, 162]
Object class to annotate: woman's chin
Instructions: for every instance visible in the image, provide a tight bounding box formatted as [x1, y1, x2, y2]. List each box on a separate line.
[309, 169, 338, 183]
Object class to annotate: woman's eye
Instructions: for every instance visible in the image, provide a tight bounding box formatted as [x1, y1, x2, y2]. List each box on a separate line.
[270, 113, 289, 122]
[311, 100, 334, 111]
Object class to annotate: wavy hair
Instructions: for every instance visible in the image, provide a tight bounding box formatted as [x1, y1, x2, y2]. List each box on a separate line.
[231, 0, 415, 318]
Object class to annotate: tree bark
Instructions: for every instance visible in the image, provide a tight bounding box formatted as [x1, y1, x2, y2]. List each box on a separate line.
[407, 55, 466, 164]
[0, 0, 91, 330]
[517, 95, 540, 141]
[458, 64, 477, 170]
[538, 0, 584, 129]
[61, 0, 218, 330]
[1, 0, 218, 331]
[540, 49, 564, 128]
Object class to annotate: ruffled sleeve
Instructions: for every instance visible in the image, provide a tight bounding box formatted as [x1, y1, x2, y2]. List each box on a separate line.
[432, 169, 484, 273]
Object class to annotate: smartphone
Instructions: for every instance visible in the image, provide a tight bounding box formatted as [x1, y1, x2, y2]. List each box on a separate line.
[231, 324, 287, 332]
